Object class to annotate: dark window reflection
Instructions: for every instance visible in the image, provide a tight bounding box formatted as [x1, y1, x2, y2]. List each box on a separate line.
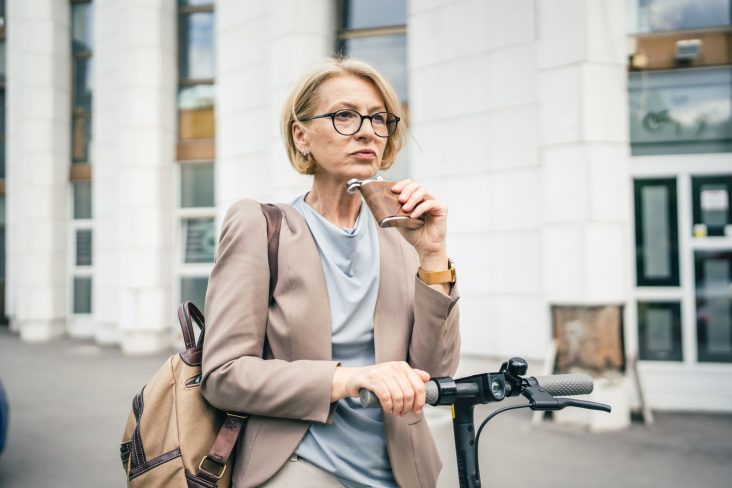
[183, 218, 215, 263]
[0, 42, 5, 83]
[692, 175, 732, 237]
[73, 277, 92, 314]
[634, 179, 680, 286]
[695, 250, 732, 363]
[179, 11, 215, 80]
[181, 163, 214, 208]
[73, 182, 93, 220]
[72, 2, 94, 52]
[0, 139, 5, 180]
[629, 68, 732, 155]
[179, 0, 214, 6]
[73, 56, 93, 112]
[341, 0, 406, 30]
[76, 229, 92, 266]
[638, 301, 683, 361]
[0, 90, 5, 134]
[72, 114, 92, 163]
[181, 277, 208, 313]
[636, 0, 731, 33]
[338, 34, 407, 101]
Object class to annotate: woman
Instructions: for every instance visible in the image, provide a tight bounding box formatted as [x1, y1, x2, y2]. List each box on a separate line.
[201, 58, 460, 488]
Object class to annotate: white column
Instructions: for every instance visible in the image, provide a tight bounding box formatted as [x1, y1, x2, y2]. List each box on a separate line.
[537, 0, 630, 306]
[215, 0, 332, 216]
[107, 0, 176, 354]
[6, 0, 71, 341]
[266, 0, 332, 203]
[537, 0, 631, 430]
[92, 0, 122, 345]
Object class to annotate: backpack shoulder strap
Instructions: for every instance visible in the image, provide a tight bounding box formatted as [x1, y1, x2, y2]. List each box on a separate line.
[196, 203, 283, 483]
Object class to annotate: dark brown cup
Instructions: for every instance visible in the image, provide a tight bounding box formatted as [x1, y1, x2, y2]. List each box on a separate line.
[347, 179, 425, 230]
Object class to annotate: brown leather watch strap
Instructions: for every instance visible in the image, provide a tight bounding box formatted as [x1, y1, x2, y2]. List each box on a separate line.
[418, 259, 456, 285]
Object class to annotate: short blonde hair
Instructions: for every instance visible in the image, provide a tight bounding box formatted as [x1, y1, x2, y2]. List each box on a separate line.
[281, 57, 406, 175]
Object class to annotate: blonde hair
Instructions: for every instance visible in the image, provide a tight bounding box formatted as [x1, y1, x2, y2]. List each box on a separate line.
[281, 57, 406, 175]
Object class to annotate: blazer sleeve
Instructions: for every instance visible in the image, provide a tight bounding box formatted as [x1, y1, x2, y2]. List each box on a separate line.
[200, 200, 340, 423]
[406, 248, 461, 378]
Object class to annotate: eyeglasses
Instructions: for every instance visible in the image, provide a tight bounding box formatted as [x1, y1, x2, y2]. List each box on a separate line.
[301, 109, 400, 138]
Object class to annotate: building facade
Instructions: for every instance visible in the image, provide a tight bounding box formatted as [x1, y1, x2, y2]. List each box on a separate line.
[3, 0, 731, 412]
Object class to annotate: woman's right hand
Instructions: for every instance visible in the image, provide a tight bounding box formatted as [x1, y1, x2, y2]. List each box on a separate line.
[331, 362, 430, 416]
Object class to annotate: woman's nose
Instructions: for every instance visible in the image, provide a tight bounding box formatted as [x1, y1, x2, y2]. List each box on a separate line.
[354, 118, 375, 139]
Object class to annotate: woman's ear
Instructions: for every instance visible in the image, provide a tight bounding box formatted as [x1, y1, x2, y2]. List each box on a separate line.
[292, 123, 310, 155]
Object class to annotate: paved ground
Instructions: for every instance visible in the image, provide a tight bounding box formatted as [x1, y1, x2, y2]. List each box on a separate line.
[1, 327, 731, 487]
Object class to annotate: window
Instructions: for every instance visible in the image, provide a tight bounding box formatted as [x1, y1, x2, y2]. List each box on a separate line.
[70, 1, 93, 316]
[180, 277, 208, 315]
[181, 162, 214, 208]
[629, 68, 732, 156]
[0, 0, 6, 180]
[177, 1, 215, 313]
[73, 277, 92, 314]
[638, 301, 683, 361]
[0, 0, 5, 322]
[634, 178, 680, 286]
[692, 175, 732, 237]
[630, 0, 732, 34]
[695, 250, 732, 363]
[177, 0, 215, 162]
[0, 196, 5, 321]
[71, 0, 93, 165]
[336, 0, 407, 102]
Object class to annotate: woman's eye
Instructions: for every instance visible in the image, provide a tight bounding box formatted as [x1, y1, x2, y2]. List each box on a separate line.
[336, 111, 355, 120]
[372, 114, 386, 125]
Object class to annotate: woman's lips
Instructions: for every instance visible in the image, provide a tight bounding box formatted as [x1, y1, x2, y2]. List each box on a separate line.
[351, 150, 376, 160]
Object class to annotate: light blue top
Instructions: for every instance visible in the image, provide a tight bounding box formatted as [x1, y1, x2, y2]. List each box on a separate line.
[291, 194, 397, 488]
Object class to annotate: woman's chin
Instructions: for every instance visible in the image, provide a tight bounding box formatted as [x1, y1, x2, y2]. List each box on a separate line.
[348, 164, 379, 181]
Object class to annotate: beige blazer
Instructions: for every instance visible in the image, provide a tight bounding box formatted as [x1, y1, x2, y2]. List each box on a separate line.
[201, 199, 461, 488]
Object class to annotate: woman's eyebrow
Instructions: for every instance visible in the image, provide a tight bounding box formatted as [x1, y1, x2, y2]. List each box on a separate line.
[329, 101, 387, 113]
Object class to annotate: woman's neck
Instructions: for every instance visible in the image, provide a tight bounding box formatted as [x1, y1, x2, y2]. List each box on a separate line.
[305, 175, 362, 228]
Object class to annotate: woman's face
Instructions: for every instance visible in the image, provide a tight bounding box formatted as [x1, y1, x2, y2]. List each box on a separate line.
[295, 75, 389, 182]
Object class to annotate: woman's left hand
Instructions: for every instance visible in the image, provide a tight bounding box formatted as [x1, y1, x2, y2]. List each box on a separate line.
[391, 179, 448, 260]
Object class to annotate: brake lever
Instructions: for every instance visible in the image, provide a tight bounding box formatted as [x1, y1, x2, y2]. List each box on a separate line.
[554, 398, 612, 413]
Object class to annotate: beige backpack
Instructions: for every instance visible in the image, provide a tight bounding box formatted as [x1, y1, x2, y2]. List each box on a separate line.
[120, 204, 282, 487]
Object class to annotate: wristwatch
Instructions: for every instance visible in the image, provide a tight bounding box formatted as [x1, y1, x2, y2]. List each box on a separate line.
[418, 259, 456, 285]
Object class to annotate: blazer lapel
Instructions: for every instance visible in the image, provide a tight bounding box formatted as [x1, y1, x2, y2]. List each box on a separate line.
[279, 205, 333, 361]
[373, 227, 408, 363]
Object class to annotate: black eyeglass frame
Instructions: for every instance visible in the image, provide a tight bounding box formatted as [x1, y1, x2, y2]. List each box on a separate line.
[300, 109, 401, 137]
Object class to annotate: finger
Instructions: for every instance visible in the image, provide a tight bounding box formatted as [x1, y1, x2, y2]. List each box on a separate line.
[402, 187, 431, 212]
[397, 180, 422, 204]
[403, 368, 427, 415]
[382, 375, 404, 416]
[415, 369, 431, 382]
[392, 367, 416, 416]
[368, 377, 393, 412]
[410, 198, 447, 220]
[391, 179, 412, 193]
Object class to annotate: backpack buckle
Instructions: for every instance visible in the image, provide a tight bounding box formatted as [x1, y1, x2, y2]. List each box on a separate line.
[199, 456, 226, 480]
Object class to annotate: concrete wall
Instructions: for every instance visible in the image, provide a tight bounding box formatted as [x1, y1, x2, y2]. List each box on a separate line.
[408, 0, 630, 364]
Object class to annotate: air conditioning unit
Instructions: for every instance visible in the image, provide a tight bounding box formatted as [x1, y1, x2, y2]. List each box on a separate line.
[675, 39, 702, 63]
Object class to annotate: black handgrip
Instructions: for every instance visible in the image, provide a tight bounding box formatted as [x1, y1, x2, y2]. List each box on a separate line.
[532, 374, 594, 396]
[359, 381, 439, 408]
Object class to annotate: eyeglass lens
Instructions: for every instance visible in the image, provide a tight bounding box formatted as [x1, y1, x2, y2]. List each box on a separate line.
[333, 110, 397, 137]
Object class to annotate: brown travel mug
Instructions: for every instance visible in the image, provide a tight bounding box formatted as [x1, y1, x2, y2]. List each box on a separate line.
[346, 178, 425, 230]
